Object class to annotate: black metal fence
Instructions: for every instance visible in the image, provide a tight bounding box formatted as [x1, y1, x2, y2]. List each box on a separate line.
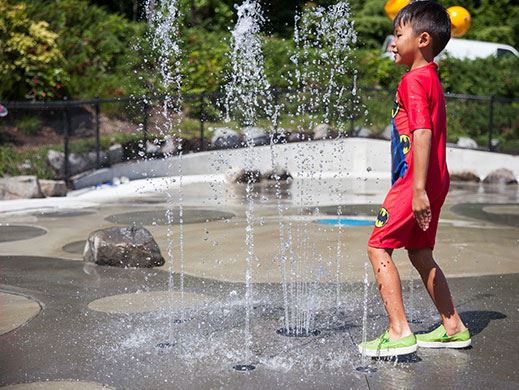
[1, 89, 518, 183]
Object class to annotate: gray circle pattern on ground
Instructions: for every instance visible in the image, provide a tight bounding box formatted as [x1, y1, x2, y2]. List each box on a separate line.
[62, 240, 86, 255]
[450, 203, 519, 228]
[87, 291, 211, 314]
[0, 226, 47, 243]
[0, 292, 41, 335]
[105, 209, 235, 226]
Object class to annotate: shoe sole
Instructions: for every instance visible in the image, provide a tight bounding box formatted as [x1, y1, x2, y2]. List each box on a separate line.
[358, 343, 418, 357]
[417, 339, 471, 349]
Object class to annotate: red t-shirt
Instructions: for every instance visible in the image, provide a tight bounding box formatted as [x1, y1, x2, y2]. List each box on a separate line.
[391, 61, 449, 197]
[368, 62, 450, 249]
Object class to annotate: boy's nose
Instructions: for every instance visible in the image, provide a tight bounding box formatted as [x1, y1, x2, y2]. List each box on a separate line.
[389, 38, 397, 50]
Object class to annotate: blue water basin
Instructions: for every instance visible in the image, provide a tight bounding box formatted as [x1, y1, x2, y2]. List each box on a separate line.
[316, 218, 374, 226]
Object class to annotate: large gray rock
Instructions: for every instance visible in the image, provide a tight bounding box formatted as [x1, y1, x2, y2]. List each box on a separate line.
[457, 136, 478, 149]
[83, 226, 164, 268]
[226, 169, 261, 184]
[211, 127, 241, 149]
[47, 149, 65, 174]
[313, 124, 332, 140]
[0, 176, 44, 200]
[69, 153, 92, 175]
[262, 168, 292, 181]
[355, 127, 372, 138]
[48, 149, 106, 177]
[39, 179, 67, 197]
[449, 171, 480, 183]
[160, 135, 177, 156]
[242, 126, 269, 146]
[146, 140, 161, 155]
[483, 168, 518, 185]
[108, 143, 124, 165]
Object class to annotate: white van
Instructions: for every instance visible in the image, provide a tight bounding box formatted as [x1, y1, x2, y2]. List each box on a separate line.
[382, 35, 519, 60]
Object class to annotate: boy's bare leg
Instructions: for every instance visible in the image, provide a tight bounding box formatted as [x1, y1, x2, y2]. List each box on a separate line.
[367, 246, 413, 340]
[408, 248, 467, 335]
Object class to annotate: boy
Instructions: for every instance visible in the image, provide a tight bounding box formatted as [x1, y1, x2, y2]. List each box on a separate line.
[359, 1, 471, 357]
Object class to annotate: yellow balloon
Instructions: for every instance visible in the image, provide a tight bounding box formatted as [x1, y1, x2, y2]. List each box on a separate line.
[384, 0, 410, 21]
[448, 6, 471, 37]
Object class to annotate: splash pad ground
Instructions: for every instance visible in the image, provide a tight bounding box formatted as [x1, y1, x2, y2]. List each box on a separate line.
[1, 175, 518, 389]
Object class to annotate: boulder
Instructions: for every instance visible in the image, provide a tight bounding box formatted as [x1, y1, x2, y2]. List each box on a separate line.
[449, 171, 480, 183]
[0, 176, 44, 200]
[313, 124, 332, 140]
[287, 132, 305, 142]
[108, 144, 124, 165]
[242, 126, 269, 146]
[86, 151, 108, 169]
[211, 127, 241, 149]
[483, 168, 518, 185]
[146, 140, 161, 155]
[457, 137, 478, 149]
[69, 153, 93, 175]
[226, 169, 261, 184]
[83, 226, 165, 268]
[39, 179, 67, 197]
[48, 149, 105, 177]
[47, 149, 65, 174]
[355, 127, 372, 138]
[160, 135, 177, 156]
[262, 168, 292, 181]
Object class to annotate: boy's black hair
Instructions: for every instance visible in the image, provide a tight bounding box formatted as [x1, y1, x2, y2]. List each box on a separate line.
[394, 1, 451, 56]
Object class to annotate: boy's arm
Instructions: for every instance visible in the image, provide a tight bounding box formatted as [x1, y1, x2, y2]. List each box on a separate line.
[412, 128, 432, 231]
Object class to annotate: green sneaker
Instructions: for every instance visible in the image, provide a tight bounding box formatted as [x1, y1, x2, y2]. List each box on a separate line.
[358, 330, 417, 357]
[416, 324, 471, 348]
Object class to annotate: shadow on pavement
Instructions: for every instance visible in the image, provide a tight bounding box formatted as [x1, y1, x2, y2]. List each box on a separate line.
[419, 310, 506, 337]
[461, 310, 507, 336]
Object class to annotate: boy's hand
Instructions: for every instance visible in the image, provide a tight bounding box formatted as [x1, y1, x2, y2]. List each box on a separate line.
[413, 188, 431, 231]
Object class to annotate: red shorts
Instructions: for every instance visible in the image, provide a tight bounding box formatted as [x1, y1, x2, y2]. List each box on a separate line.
[368, 177, 449, 250]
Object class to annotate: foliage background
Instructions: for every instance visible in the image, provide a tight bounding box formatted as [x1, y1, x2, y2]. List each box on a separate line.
[1, 0, 518, 101]
[0, 0, 518, 178]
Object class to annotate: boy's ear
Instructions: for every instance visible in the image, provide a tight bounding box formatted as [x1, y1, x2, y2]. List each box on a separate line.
[418, 32, 432, 49]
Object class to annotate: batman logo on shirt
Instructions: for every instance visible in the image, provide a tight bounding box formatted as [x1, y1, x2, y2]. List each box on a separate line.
[375, 207, 389, 228]
[400, 134, 410, 155]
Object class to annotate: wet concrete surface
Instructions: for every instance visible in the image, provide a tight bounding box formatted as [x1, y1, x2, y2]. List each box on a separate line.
[0, 255, 517, 389]
[0, 179, 518, 388]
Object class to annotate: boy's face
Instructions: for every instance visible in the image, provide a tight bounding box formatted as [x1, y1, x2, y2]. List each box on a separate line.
[391, 22, 421, 66]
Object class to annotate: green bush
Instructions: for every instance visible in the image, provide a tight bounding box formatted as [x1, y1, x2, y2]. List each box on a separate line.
[15, 117, 41, 136]
[0, 1, 67, 100]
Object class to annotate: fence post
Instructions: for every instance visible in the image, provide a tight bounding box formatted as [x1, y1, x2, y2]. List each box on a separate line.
[63, 98, 71, 185]
[487, 95, 495, 151]
[95, 96, 100, 168]
[199, 93, 205, 151]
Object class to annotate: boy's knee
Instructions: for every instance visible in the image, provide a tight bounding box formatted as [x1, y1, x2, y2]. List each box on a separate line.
[367, 246, 391, 260]
[408, 248, 435, 269]
[367, 246, 378, 259]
